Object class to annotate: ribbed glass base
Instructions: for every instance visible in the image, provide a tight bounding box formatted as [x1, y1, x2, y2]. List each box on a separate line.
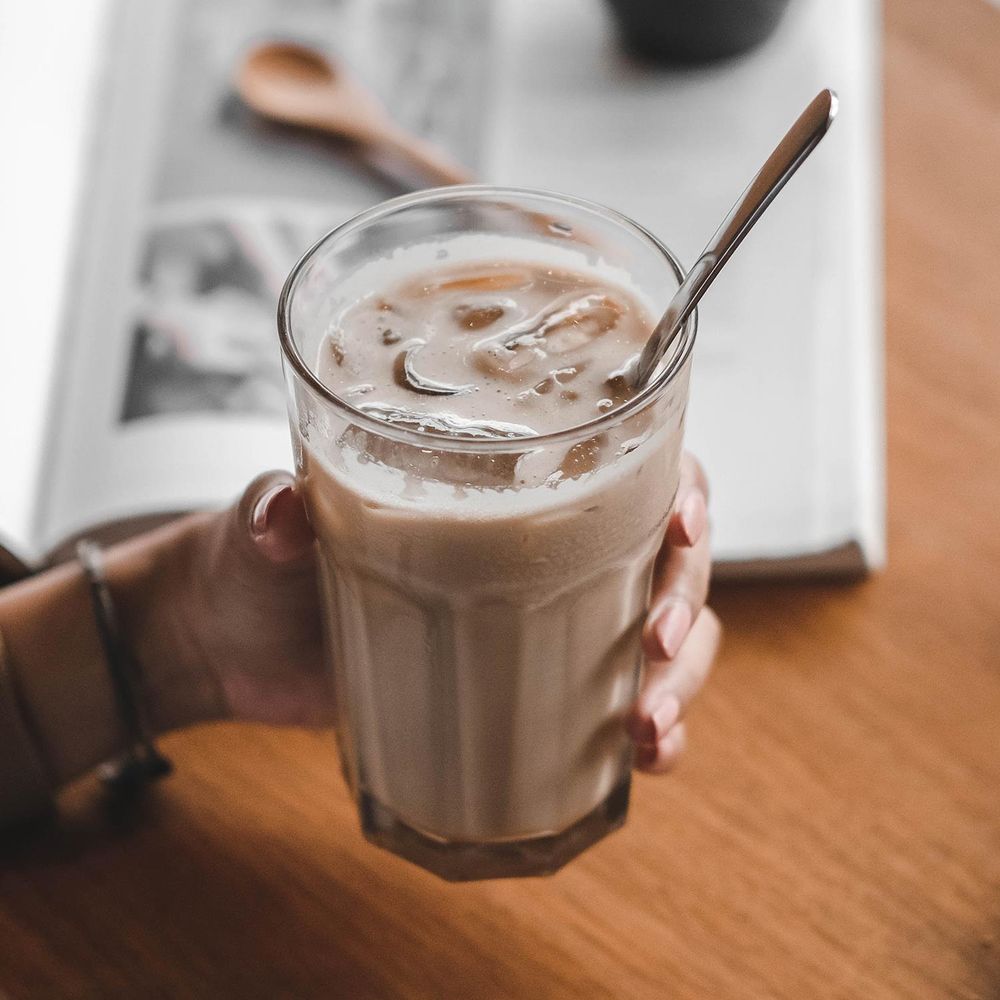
[359, 778, 631, 882]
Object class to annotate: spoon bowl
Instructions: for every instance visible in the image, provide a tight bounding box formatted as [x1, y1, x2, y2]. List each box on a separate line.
[236, 41, 473, 185]
[238, 42, 385, 139]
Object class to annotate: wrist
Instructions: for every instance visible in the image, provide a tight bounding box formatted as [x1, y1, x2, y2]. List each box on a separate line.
[104, 515, 227, 734]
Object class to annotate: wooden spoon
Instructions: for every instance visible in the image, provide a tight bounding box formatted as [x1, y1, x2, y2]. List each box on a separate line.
[236, 41, 473, 187]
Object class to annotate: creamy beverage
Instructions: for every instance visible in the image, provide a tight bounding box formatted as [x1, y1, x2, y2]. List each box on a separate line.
[301, 262, 685, 844]
[279, 187, 695, 879]
[315, 261, 645, 438]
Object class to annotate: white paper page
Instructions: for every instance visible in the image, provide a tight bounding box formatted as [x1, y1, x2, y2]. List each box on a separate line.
[34, 0, 497, 550]
[20, 0, 880, 570]
[488, 0, 883, 566]
[0, 0, 106, 555]
[36, 198, 345, 549]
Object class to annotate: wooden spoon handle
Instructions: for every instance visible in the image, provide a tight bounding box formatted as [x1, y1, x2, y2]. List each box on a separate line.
[375, 124, 474, 187]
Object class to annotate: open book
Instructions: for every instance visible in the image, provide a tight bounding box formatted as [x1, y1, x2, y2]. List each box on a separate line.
[0, 0, 882, 579]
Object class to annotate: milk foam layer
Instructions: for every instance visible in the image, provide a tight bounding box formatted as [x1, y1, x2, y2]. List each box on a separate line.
[317, 261, 651, 439]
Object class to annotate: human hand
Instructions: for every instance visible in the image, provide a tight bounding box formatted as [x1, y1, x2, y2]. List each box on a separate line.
[627, 452, 721, 773]
[155, 458, 718, 759]
[166, 471, 331, 728]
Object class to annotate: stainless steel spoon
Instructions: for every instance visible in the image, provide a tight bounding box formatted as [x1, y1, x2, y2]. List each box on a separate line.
[632, 88, 839, 388]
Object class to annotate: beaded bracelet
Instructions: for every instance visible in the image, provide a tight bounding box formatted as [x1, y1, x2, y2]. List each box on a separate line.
[77, 540, 172, 793]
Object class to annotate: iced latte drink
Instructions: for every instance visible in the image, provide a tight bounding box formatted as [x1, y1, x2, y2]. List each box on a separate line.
[278, 188, 696, 880]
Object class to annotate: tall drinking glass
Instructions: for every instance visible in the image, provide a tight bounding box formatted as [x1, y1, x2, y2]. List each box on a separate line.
[278, 186, 696, 880]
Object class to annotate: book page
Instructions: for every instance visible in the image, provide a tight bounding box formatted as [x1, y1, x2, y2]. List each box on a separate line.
[31, 0, 881, 571]
[0, 0, 106, 561]
[34, 0, 495, 552]
[488, 0, 883, 568]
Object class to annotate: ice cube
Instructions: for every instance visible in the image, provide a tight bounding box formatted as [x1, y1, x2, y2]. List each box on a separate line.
[472, 291, 624, 379]
[452, 302, 508, 330]
[407, 268, 534, 298]
[358, 403, 536, 440]
[542, 294, 623, 355]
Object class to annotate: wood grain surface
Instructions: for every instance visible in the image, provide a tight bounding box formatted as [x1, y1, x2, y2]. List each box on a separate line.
[2, 1, 999, 996]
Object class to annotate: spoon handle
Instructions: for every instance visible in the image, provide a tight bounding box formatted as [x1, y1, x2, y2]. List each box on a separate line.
[375, 123, 475, 187]
[634, 88, 839, 386]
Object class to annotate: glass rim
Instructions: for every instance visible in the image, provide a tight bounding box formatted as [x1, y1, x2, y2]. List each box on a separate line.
[277, 184, 697, 454]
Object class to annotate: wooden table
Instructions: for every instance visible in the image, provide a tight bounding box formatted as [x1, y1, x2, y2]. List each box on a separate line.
[2, 1, 998, 996]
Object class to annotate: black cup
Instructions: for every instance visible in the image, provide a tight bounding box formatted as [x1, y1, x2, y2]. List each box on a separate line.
[605, 0, 793, 63]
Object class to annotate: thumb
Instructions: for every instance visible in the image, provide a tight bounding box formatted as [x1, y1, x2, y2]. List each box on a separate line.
[235, 470, 315, 566]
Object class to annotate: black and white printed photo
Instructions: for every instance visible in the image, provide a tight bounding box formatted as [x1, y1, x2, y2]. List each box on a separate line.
[121, 210, 302, 421]
[118, 0, 492, 423]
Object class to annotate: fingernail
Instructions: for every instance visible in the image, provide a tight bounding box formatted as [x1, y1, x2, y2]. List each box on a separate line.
[678, 491, 707, 547]
[627, 709, 656, 745]
[655, 603, 691, 659]
[251, 484, 292, 537]
[651, 695, 681, 739]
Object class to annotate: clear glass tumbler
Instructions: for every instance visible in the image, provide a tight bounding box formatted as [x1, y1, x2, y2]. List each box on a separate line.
[278, 186, 696, 880]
